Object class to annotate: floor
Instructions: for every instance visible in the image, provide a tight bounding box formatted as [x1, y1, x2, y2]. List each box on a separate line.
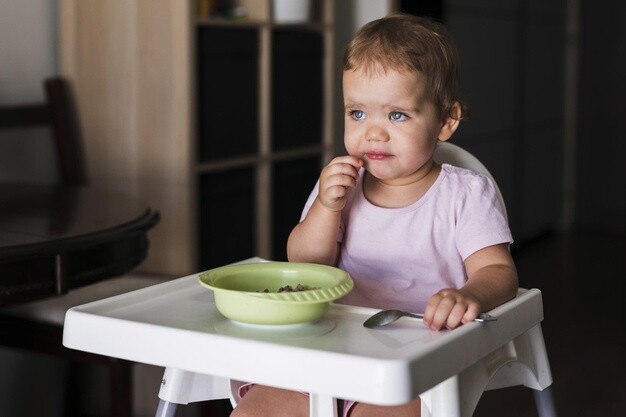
[202, 231, 626, 417]
[474, 231, 626, 417]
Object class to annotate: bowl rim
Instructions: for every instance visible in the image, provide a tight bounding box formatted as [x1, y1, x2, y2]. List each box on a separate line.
[198, 261, 353, 303]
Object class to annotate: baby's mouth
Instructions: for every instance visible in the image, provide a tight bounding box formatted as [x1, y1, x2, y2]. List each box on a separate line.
[365, 151, 391, 160]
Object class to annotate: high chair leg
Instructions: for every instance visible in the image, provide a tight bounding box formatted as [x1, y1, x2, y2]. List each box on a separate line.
[534, 386, 557, 417]
[309, 393, 338, 417]
[155, 399, 178, 417]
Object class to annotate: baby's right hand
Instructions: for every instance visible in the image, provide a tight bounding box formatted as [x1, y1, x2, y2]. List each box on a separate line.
[317, 156, 363, 212]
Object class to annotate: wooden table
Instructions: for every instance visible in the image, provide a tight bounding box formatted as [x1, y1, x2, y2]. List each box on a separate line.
[0, 182, 159, 306]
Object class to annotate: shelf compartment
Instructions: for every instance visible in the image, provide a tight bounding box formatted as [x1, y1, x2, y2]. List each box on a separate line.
[271, 29, 323, 151]
[197, 27, 260, 162]
[271, 156, 321, 260]
[198, 166, 257, 269]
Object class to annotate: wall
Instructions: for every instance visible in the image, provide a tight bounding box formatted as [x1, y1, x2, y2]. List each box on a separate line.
[444, 0, 566, 244]
[0, 1, 68, 416]
[58, 0, 194, 276]
[0, 0, 57, 104]
[575, 0, 626, 233]
[0, 0, 58, 184]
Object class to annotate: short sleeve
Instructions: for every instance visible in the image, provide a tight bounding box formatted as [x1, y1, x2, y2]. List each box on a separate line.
[455, 174, 513, 259]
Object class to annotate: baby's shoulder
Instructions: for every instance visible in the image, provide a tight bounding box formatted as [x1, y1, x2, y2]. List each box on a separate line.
[438, 164, 500, 208]
[440, 163, 492, 186]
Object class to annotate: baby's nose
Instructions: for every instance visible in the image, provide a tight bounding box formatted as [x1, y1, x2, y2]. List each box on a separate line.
[365, 125, 389, 142]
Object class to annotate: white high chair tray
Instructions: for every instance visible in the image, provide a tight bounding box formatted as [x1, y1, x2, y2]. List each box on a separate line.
[63, 260, 543, 406]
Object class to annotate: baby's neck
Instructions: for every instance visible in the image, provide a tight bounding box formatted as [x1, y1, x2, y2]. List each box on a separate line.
[363, 163, 441, 208]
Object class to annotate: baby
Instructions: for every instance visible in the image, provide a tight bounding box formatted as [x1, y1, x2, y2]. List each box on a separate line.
[233, 12, 518, 417]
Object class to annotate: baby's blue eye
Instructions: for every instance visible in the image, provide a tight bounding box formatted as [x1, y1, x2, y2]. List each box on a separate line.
[390, 112, 408, 121]
[351, 110, 366, 120]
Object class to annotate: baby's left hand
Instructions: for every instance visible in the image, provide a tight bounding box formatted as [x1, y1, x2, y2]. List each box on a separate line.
[423, 289, 482, 331]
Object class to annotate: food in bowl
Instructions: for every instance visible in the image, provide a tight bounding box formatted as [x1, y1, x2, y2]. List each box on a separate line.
[261, 284, 319, 293]
[198, 262, 353, 325]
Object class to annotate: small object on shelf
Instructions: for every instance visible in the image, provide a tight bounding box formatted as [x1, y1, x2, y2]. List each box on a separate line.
[207, 0, 248, 20]
[197, 0, 213, 19]
[200, 0, 248, 21]
[273, 0, 312, 24]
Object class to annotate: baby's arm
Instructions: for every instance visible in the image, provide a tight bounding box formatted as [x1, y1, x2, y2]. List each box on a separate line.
[287, 156, 362, 266]
[423, 243, 518, 331]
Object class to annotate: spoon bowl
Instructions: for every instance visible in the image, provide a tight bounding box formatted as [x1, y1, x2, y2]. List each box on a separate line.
[363, 309, 497, 328]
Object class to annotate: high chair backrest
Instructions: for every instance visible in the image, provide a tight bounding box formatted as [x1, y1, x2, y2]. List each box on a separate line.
[433, 141, 507, 221]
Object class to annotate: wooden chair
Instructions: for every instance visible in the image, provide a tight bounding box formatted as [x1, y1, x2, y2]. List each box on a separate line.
[0, 76, 87, 186]
[0, 77, 165, 417]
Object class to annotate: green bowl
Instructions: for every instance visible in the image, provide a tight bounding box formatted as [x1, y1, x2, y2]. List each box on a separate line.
[198, 262, 353, 325]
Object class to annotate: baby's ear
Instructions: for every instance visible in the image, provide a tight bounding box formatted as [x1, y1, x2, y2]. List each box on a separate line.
[437, 102, 462, 142]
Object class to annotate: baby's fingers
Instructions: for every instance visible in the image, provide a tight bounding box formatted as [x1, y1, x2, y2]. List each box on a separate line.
[423, 292, 454, 330]
[424, 289, 482, 330]
[317, 157, 363, 211]
[444, 303, 469, 329]
[460, 303, 482, 325]
[328, 155, 363, 171]
[322, 157, 362, 181]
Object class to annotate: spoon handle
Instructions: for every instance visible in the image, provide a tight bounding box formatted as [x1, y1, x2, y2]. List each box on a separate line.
[409, 312, 497, 322]
[475, 313, 497, 322]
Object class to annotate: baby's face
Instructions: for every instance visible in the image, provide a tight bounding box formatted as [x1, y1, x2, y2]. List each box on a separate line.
[342, 67, 446, 186]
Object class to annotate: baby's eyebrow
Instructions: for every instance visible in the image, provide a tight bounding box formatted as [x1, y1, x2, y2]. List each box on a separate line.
[384, 104, 419, 113]
[344, 105, 365, 113]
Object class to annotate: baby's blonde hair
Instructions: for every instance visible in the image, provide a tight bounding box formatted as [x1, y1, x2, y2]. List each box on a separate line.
[344, 13, 468, 120]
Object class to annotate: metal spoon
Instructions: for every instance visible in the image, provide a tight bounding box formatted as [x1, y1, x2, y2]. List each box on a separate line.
[363, 309, 497, 328]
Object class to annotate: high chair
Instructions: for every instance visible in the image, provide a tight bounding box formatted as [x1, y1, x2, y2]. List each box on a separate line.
[157, 142, 557, 417]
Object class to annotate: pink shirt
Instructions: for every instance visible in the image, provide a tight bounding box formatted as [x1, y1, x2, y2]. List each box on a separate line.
[300, 164, 513, 313]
